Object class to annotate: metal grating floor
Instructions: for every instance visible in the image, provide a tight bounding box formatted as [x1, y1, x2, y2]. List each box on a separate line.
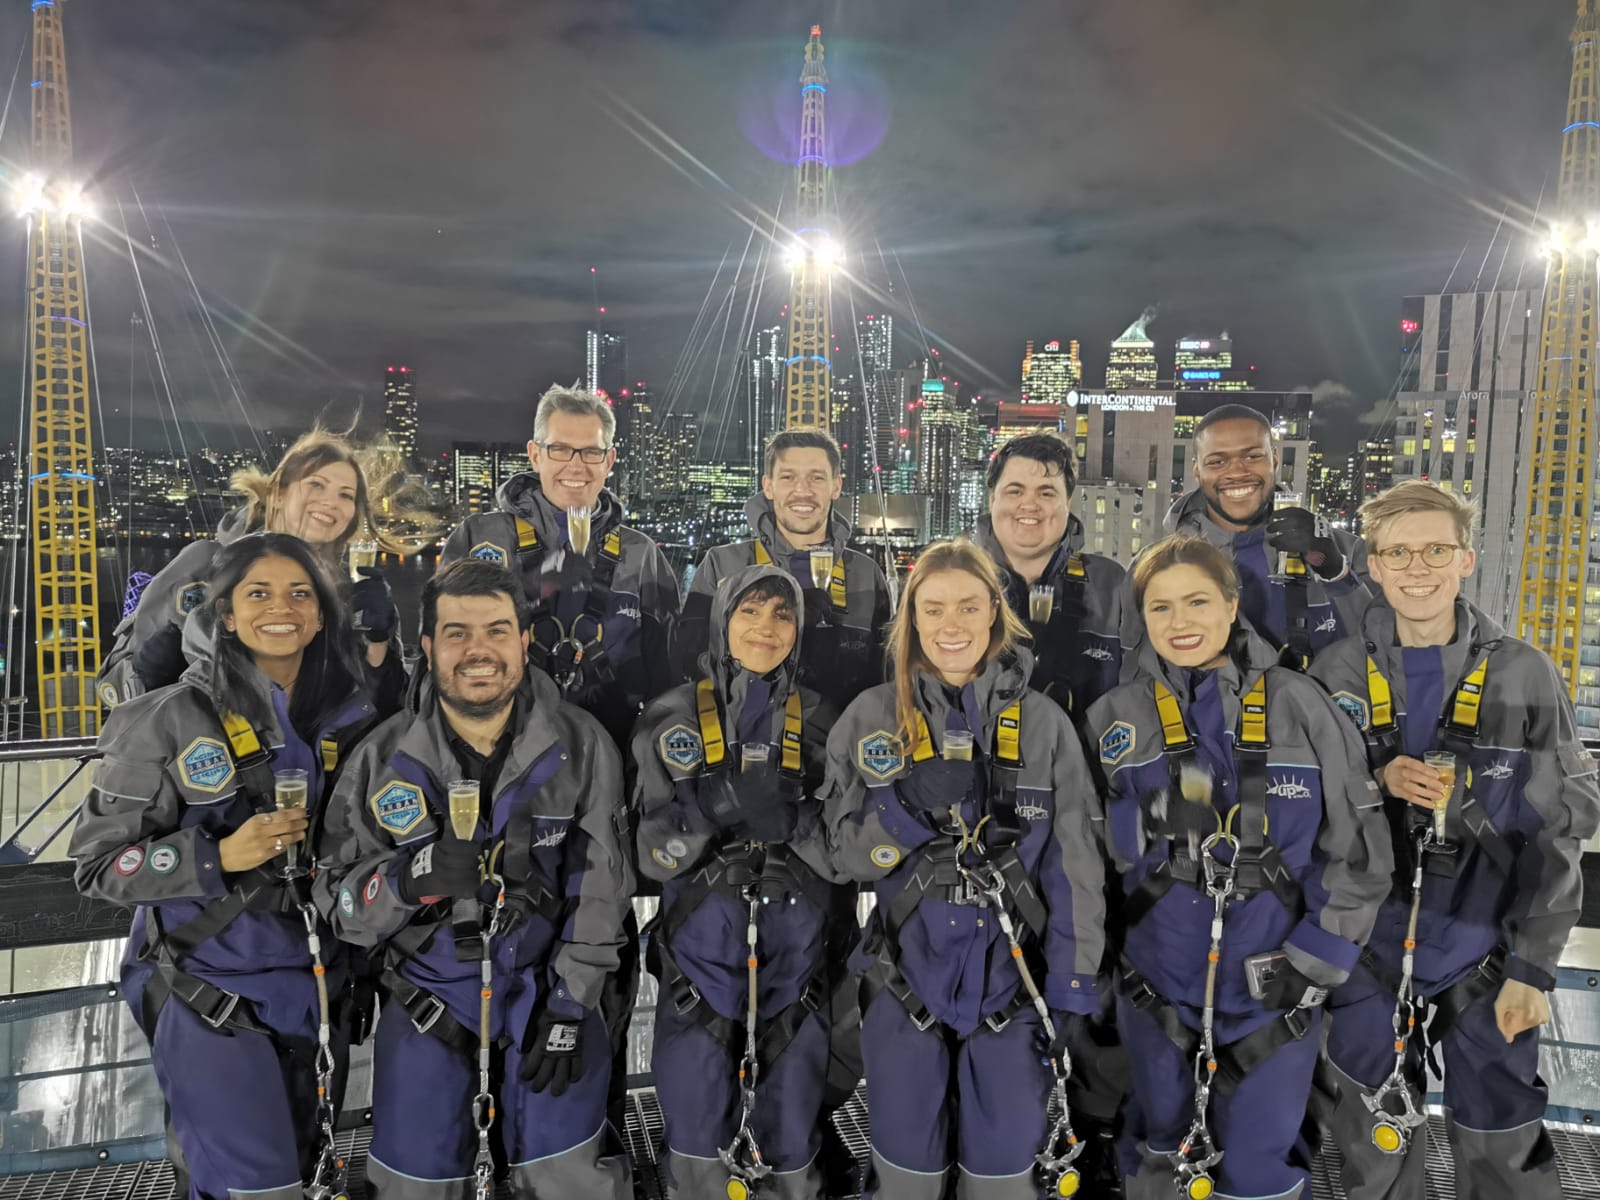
[3, 1097, 1600, 1198]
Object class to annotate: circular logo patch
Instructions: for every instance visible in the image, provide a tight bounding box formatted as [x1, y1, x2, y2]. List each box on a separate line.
[651, 848, 680, 870]
[114, 846, 145, 876]
[339, 887, 355, 918]
[870, 845, 902, 869]
[148, 844, 180, 875]
[664, 838, 689, 859]
[98, 682, 120, 709]
[364, 874, 383, 905]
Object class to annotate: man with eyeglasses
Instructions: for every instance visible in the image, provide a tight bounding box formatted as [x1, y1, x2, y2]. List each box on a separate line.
[440, 383, 676, 1162]
[441, 382, 679, 747]
[1309, 480, 1598, 1200]
[1164, 403, 1370, 664]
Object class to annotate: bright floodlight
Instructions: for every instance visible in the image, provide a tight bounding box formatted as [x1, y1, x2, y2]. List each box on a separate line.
[59, 184, 91, 221]
[13, 173, 44, 217]
[783, 241, 806, 271]
[815, 235, 843, 270]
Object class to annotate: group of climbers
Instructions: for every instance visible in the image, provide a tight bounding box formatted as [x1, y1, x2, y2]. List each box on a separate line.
[69, 390, 1592, 1200]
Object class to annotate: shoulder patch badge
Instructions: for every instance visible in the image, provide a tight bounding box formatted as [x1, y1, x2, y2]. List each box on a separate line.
[658, 724, 704, 771]
[470, 541, 508, 566]
[148, 844, 180, 875]
[364, 873, 383, 905]
[651, 847, 679, 871]
[115, 846, 145, 876]
[857, 731, 904, 781]
[1331, 692, 1369, 732]
[98, 681, 120, 709]
[339, 887, 356, 918]
[180, 737, 235, 793]
[176, 581, 207, 615]
[371, 781, 426, 837]
[870, 844, 902, 869]
[1100, 721, 1135, 767]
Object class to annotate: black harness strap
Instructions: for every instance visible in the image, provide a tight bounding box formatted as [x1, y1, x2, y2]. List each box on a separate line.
[1119, 959, 1315, 1097]
[1279, 552, 1312, 670]
[520, 517, 625, 687]
[379, 965, 479, 1057]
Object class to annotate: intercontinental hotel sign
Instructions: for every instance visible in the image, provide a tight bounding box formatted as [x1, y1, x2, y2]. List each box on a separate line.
[1065, 389, 1176, 413]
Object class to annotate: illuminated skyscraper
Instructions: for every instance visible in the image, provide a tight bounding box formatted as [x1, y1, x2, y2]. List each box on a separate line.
[383, 365, 418, 462]
[1172, 333, 1252, 391]
[1021, 339, 1081, 404]
[747, 325, 786, 474]
[586, 329, 627, 400]
[1107, 307, 1159, 391]
[611, 382, 654, 502]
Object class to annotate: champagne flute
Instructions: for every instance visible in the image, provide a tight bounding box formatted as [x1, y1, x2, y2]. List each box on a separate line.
[942, 730, 974, 762]
[567, 505, 592, 556]
[447, 779, 480, 842]
[1423, 751, 1456, 842]
[1029, 584, 1055, 623]
[347, 531, 378, 582]
[274, 769, 309, 872]
[809, 548, 835, 591]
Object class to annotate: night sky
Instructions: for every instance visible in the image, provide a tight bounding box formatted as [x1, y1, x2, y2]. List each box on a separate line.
[0, 0, 1574, 458]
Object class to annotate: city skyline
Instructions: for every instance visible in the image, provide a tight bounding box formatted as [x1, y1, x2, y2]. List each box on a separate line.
[0, 0, 1567, 462]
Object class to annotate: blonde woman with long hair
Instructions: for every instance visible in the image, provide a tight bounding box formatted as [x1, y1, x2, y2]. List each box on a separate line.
[99, 427, 430, 709]
[823, 537, 1107, 1199]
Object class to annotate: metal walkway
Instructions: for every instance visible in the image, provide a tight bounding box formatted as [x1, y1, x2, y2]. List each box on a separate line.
[3, 1096, 1600, 1199]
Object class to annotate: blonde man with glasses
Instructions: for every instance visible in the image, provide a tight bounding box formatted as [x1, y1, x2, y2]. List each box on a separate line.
[1309, 479, 1599, 1200]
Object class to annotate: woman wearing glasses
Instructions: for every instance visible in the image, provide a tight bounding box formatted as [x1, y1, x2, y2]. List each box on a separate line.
[98, 427, 426, 710]
[1083, 533, 1390, 1200]
[1309, 481, 1600, 1200]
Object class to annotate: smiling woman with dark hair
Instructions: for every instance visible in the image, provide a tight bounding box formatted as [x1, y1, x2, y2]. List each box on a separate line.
[69, 532, 384, 1200]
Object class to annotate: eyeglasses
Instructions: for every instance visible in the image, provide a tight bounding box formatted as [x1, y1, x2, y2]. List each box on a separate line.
[1374, 543, 1461, 569]
[540, 443, 610, 465]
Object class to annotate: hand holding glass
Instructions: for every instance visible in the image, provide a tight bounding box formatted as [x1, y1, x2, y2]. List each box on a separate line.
[347, 536, 378, 582]
[274, 769, 309, 870]
[943, 730, 975, 762]
[1029, 585, 1055, 623]
[1423, 751, 1456, 841]
[741, 743, 771, 774]
[447, 779, 480, 842]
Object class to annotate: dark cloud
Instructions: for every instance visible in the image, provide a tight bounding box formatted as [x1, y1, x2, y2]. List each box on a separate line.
[0, 0, 1569, 458]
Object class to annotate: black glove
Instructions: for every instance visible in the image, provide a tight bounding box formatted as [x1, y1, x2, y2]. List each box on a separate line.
[132, 624, 189, 692]
[397, 838, 482, 904]
[350, 567, 398, 643]
[896, 757, 982, 815]
[1044, 1009, 1088, 1068]
[1266, 507, 1346, 580]
[537, 548, 595, 602]
[520, 1007, 586, 1095]
[695, 765, 795, 842]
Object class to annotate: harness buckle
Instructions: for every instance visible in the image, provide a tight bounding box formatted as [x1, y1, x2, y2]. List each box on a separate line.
[200, 988, 242, 1030]
[410, 993, 448, 1036]
[673, 981, 705, 1017]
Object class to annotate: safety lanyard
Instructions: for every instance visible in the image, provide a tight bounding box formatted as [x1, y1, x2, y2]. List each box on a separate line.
[695, 677, 804, 774]
[753, 539, 848, 610]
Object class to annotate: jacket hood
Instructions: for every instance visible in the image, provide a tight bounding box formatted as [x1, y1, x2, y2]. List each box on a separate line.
[176, 613, 286, 742]
[216, 504, 254, 544]
[495, 471, 623, 546]
[974, 511, 1086, 576]
[1164, 485, 1291, 539]
[1133, 610, 1282, 693]
[704, 562, 804, 704]
[745, 491, 850, 558]
[1360, 595, 1505, 653]
[912, 642, 1035, 734]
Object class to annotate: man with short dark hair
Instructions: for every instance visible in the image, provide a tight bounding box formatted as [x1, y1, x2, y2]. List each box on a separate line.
[976, 432, 1127, 714]
[440, 382, 680, 748]
[1165, 403, 1370, 663]
[316, 560, 633, 1199]
[676, 427, 892, 713]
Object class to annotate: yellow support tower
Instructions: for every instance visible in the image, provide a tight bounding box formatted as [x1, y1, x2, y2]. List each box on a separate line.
[23, 0, 100, 738]
[782, 25, 837, 431]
